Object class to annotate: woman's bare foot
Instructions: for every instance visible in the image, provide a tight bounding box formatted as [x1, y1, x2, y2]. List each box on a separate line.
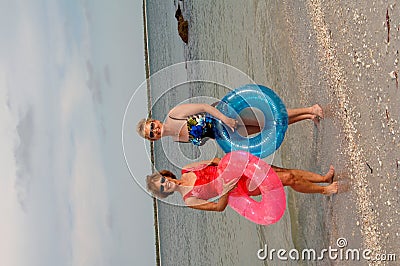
[322, 182, 338, 195]
[311, 104, 324, 126]
[311, 115, 321, 126]
[323, 165, 335, 183]
[311, 104, 324, 118]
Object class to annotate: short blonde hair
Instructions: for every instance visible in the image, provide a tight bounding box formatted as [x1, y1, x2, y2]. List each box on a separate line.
[136, 118, 154, 139]
[146, 170, 177, 198]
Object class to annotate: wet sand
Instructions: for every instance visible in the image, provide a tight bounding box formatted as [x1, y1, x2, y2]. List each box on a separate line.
[280, 1, 400, 264]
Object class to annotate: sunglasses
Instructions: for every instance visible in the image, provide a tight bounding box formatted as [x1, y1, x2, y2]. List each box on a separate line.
[149, 122, 155, 139]
[159, 177, 166, 192]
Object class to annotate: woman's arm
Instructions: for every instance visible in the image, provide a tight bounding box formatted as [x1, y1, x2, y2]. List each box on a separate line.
[185, 194, 230, 212]
[169, 103, 237, 131]
[210, 158, 221, 164]
[183, 158, 221, 169]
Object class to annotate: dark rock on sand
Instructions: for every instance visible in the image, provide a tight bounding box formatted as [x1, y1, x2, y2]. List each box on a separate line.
[175, 4, 188, 44]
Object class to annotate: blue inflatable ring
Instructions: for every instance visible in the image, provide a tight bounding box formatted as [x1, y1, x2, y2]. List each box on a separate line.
[214, 84, 288, 158]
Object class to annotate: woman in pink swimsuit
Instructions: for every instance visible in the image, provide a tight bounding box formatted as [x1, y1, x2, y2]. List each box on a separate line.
[146, 157, 338, 212]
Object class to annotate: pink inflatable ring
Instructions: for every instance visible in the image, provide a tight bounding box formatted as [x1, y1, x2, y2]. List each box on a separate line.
[217, 151, 286, 225]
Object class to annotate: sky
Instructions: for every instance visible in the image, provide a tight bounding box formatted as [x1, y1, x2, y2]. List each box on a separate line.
[0, 0, 155, 265]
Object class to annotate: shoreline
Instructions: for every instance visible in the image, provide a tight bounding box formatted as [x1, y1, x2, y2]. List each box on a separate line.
[141, 0, 161, 265]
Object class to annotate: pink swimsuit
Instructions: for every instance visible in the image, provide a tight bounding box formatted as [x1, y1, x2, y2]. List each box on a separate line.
[182, 164, 260, 201]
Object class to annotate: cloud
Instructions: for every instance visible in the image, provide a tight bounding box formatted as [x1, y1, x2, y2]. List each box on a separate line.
[104, 65, 111, 86]
[0, 68, 27, 266]
[0, 1, 154, 265]
[69, 134, 111, 266]
[56, 53, 111, 265]
[0, 1, 112, 264]
[13, 107, 34, 211]
[59, 58, 87, 123]
[85, 60, 103, 104]
[0, 69, 19, 188]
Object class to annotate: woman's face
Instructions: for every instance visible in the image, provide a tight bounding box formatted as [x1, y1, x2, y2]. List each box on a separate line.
[145, 120, 163, 140]
[154, 176, 176, 194]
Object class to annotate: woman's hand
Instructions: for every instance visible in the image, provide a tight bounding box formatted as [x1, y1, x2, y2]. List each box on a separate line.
[185, 178, 238, 212]
[221, 178, 238, 195]
[222, 117, 238, 132]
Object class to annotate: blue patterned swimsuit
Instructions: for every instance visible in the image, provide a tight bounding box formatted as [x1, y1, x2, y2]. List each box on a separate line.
[169, 113, 217, 146]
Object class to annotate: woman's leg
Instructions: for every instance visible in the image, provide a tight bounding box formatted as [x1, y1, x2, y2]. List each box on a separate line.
[288, 114, 315, 124]
[236, 125, 262, 136]
[288, 104, 324, 125]
[272, 166, 338, 195]
[234, 104, 324, 136]
[238, 108, 264, 127]
[237, 104, 324, 136]
[272, 165, 334, 183]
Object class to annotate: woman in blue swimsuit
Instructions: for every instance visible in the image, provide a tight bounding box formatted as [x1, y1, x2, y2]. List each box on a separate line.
[136, 103, 323, 146]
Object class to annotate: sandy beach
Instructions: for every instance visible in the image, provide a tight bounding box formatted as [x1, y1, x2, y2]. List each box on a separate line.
[145, 0, 399, 264]
[280, 0, 400, 263]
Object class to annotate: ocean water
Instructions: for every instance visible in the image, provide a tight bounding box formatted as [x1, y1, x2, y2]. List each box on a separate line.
[146, 0, 331, 265]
